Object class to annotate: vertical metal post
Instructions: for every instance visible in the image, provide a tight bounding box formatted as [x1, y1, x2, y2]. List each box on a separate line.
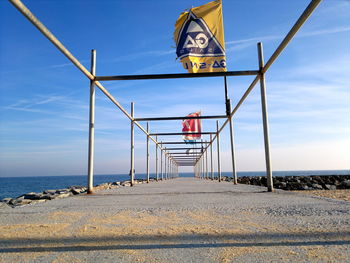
[160, 143, 163, 180]
[130, 102, 135, 186]
[198, 159, 200, 178]
[87, 49, 96, 194]
[229, 117, 238, 184]
[146, 122, 150, 183]
[258, 42, 274, 192]
[224, 76, 231, 116]
[171, 160, 173, 178]
[210, 134, 213, 180]
[155, 136, 158, 181]
[216, 120, 222, 182]
[205, 144, 208, 179]
[164, 153, 167, 180]
[168, 157, 170, 179]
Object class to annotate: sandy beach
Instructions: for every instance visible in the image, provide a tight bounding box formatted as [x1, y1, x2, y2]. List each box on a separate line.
[1, 178, 349, 262]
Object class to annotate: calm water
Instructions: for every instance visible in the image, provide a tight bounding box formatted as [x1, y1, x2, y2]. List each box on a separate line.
[1, 170, 349, 200]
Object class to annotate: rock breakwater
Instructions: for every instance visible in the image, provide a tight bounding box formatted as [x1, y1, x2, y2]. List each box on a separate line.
[1, 178, 156, 208]
[235, 175, 350, 191]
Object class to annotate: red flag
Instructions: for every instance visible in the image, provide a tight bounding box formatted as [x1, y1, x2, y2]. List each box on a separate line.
[182, 111, 201, 140]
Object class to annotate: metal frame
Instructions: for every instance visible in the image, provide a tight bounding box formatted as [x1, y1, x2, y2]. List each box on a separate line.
[9, 0, 322, 193]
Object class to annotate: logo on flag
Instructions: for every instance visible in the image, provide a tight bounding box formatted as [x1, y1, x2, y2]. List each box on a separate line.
[182, 111, 202, 141]
[174, 0, 226, 73]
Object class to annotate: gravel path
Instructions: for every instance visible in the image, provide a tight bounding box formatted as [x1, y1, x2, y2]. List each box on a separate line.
[1, 177, 349, 262]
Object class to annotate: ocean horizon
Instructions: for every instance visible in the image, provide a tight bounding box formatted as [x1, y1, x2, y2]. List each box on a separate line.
[1, 169, 349, 200]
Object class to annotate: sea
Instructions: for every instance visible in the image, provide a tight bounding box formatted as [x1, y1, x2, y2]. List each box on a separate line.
[1, 170, 349, 200]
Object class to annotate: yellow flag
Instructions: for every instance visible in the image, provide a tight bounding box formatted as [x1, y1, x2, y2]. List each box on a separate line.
[174, 0, 226, 73]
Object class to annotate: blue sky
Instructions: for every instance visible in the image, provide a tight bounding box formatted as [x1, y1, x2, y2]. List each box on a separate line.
[0, 0, 349, 177]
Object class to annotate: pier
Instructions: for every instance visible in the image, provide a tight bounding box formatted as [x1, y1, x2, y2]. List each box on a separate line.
[1, 177, 350, 262]
[3, 0, 350, 261]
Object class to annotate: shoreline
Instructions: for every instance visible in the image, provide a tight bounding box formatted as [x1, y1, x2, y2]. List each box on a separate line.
[1, 178, 159, 208]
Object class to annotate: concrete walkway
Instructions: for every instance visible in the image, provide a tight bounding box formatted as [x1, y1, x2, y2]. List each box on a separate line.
[1, 177, 349, 262]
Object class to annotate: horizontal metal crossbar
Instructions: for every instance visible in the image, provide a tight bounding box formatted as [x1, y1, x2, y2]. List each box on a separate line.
[135, 115, 227, 121]
[95, 70, 259, 81]
[171, 156, 201, 158]
[164, 148, 202, 150]
[160, 142, 209, 145]
[168, 152, 202, 156]
[151, 132, 215, 136]
[173, 156, 197, 160]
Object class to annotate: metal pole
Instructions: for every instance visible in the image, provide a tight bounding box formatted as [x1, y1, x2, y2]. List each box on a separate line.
[210, 134, 213, 180]
[155, 136, 158, 181]
[258, 42, 274, 192]
[168, 158, 170, 179]
[216, 121, 222, 182]
[130, 102, 135, 186]
[87, 49, 96, 194]
[164, 152, 168, 180]
[169, 159, 173, 179]
[229, 117, 238, 184]
[160, 144, 163, 180]
[205, 143, 208, 179]
[146, 122, 150, 183]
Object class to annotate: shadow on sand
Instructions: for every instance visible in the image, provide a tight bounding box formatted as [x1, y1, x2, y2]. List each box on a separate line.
[1, 231, 349, 253]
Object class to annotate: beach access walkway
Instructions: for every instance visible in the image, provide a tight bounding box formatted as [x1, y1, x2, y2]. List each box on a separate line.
[1, 177, 349, 262]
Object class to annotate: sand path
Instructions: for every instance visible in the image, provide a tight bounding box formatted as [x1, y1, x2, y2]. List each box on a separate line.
[1, 177, 349, 262]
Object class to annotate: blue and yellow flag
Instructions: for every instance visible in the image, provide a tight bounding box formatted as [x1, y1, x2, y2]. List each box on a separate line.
[174, 0, 226, 73]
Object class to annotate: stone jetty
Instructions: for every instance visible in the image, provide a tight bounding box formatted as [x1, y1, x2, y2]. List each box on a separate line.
[236, 175, 350, 190]
[1, 178, 156, 208]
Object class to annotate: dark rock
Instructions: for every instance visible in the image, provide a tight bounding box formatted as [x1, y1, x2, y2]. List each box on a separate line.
[70, 187, 87, 195]
[324, 184, 336, 190]
[44, 190, 57, 195]
[23, 193, 42, 200]
[39, 194, 53, 200]
[300, 185, 309, 190]
[311, 184, 323, 190]
[286, 182, 304, 190]
[338, 180, 350, 189]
